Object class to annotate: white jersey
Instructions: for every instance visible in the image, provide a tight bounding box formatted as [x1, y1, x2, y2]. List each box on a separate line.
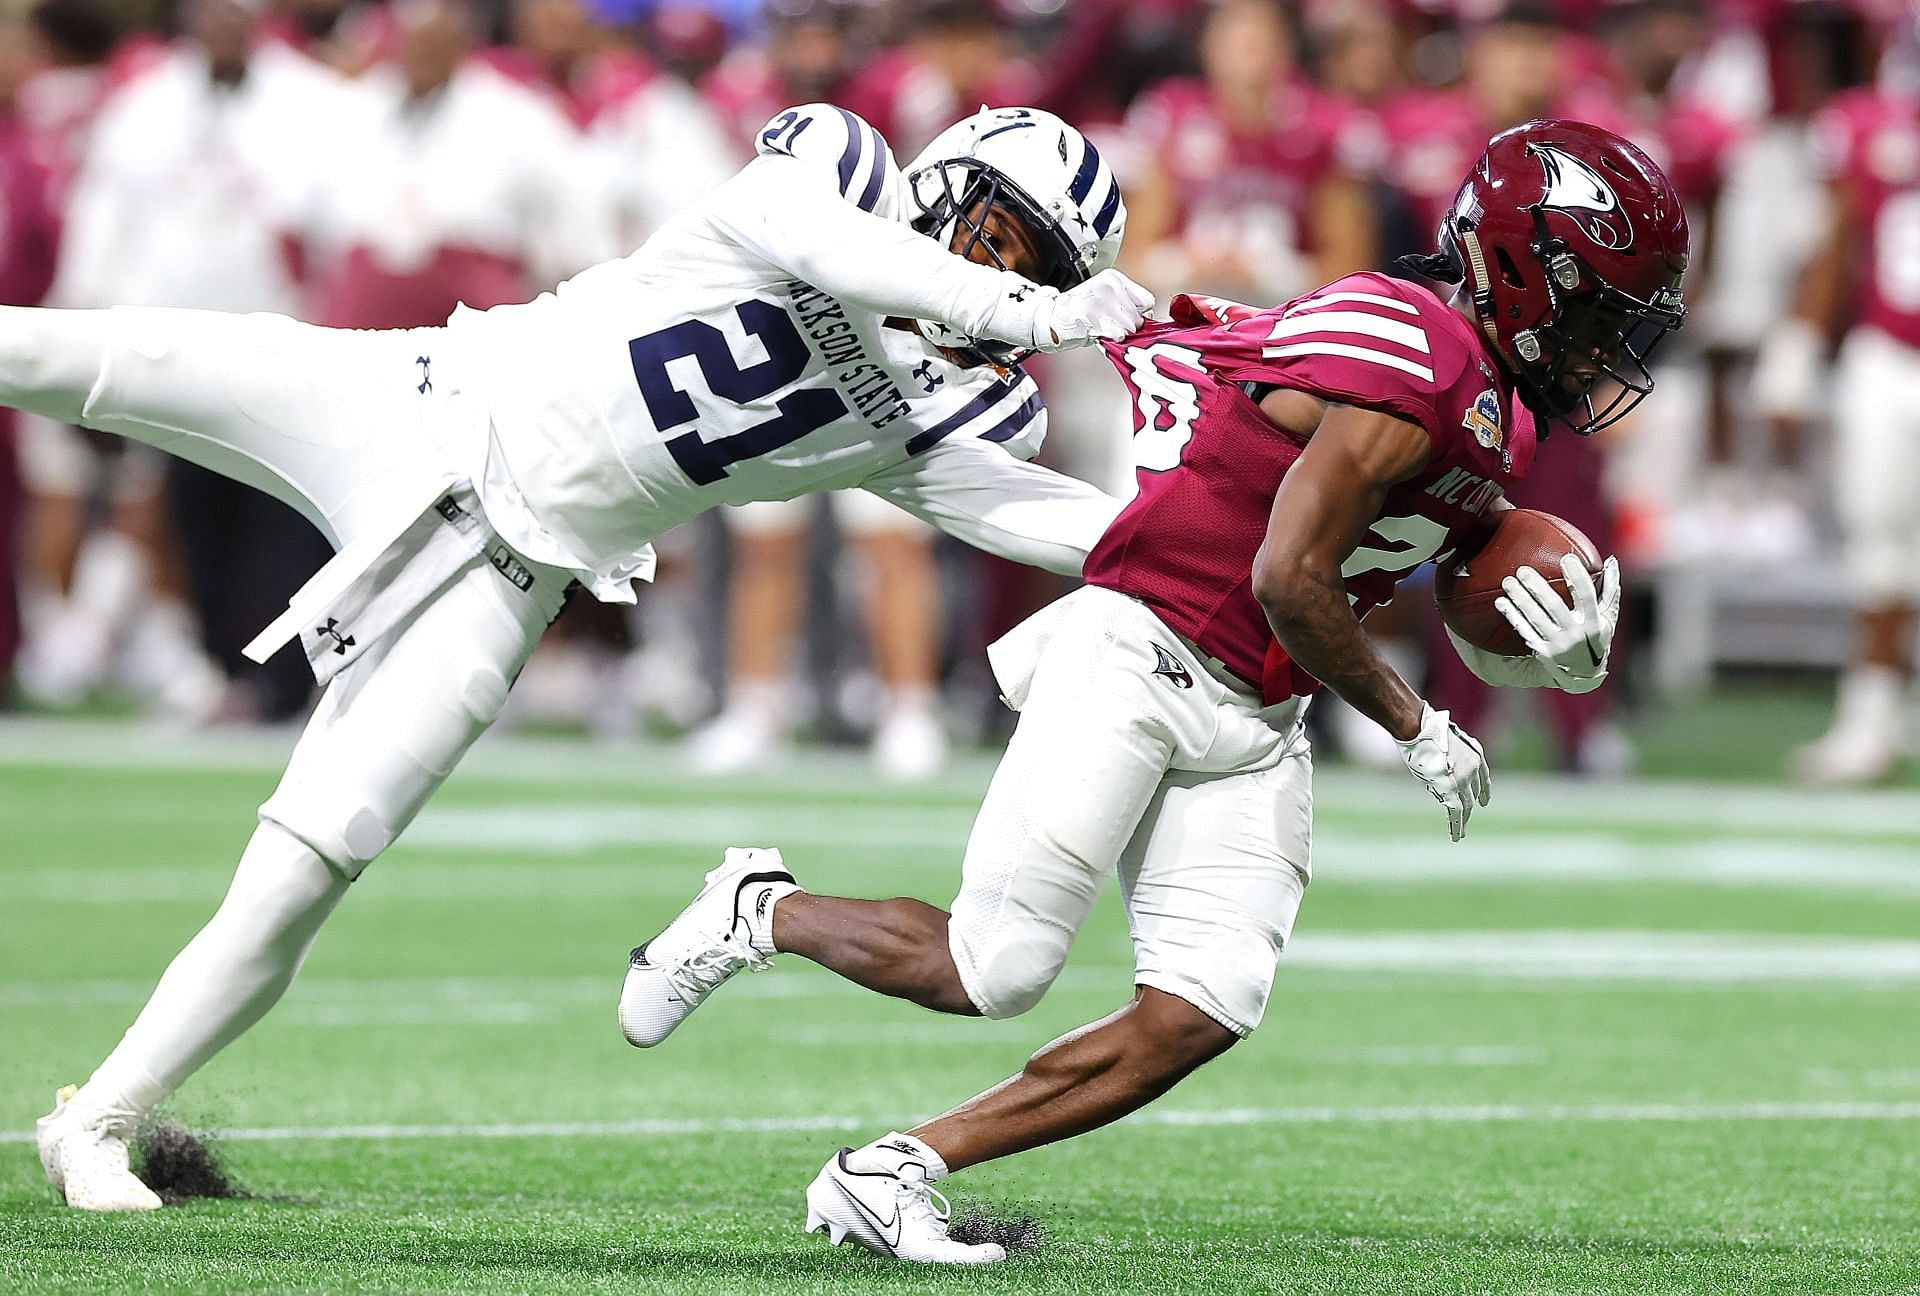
[52, 45, 349, 313]
[444, 102, 1102, 600]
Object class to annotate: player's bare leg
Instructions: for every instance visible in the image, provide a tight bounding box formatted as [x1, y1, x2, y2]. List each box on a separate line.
[770, 892, 977, 1014]
[688, 524, 805, 772]
[912, 985, 1235, 1168]
[854, 528, 947, 780]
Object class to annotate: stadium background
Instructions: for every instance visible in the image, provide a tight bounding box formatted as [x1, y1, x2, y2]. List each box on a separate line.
[4, 2, 1920, 1292]
[0, 0, 1913, 781]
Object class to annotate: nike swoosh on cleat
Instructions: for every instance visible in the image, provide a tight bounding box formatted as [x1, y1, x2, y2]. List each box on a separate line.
[833, 1150, 902, 1252]
[731, 869, 796, 938]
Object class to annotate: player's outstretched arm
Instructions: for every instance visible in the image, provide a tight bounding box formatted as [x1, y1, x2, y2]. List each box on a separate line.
[1252, 402, 1489, 839]
[706, 105, 1146, 354]
[858, 434, 1126, 577]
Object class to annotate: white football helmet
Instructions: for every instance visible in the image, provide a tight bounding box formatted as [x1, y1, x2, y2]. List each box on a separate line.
[905, 105, 1127, 365]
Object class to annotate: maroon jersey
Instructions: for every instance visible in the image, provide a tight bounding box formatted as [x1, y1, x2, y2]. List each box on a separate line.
[1814, 89, 1920, 349]
[1085, 272, 1538, 705]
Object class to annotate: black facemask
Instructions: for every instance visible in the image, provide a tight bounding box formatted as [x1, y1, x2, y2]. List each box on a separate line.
[1513, 230, 1686, 436]
[908, 159, 1086, 367]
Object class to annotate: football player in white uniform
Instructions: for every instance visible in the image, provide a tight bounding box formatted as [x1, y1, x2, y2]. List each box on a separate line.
[17, 102, 1151, 1211]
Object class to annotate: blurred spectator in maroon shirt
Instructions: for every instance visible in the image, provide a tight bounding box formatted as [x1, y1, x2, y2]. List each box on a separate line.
[1122, 0, 1377, 306]
[0, 16, 63, 699]
[704, 0, 862, 144]
[1382, 3, 1576, 246]
[491, 0, 652, 127]
[16, 0, 117, 202]
[844, 0, 1029, 158]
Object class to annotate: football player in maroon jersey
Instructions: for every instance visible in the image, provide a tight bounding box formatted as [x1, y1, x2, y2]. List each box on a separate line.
[626, 120, 1689, 1263]
[1763, 43, 1920, 785]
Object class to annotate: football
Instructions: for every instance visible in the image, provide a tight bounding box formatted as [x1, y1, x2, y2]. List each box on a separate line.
[1434, 508, 1603, 656]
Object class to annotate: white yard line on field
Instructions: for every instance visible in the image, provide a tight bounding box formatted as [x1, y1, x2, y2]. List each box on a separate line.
[19, 830, 1920, 899]
[12, 716, 1920, 842]
[8, 932, 1920, 1023]
[4, 1100, 1920, 1146]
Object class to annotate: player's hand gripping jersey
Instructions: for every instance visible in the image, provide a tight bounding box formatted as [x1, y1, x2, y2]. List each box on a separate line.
[1085, 272, 1538, 704]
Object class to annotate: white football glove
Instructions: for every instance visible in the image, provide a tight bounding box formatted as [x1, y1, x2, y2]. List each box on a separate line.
[1030, 268, 1154, 352]
[1494, 554, 1620, 695]
[1396, 704, 1491, 843]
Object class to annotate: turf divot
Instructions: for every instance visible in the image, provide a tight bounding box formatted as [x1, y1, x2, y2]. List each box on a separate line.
[133, 1120, 249, 1204]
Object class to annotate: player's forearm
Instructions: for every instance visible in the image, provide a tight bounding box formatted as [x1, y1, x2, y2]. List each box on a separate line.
[865, 449, 1125, 577]
[1255, 558, 1424, 741]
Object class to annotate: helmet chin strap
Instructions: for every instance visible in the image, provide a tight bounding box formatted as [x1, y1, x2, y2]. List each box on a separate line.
[1457, 226, 1509, 359]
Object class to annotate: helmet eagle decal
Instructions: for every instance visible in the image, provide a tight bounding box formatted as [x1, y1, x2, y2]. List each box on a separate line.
[1530, 143, 1633, 251]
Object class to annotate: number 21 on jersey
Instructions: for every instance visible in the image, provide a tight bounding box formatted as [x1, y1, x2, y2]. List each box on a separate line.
[627, 301, 847, 486]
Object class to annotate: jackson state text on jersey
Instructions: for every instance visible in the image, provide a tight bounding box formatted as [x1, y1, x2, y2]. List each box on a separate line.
[1085, 272, 1538, 704]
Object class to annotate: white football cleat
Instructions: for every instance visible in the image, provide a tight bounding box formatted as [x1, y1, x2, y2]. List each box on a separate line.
[805, 1141, 1006, 1265]
[619, 847, 796, 1047]
[36, 1085, 163, 1212]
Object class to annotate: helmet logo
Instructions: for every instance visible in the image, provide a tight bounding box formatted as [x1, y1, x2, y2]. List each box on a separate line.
[1530, 144, 1633, 251]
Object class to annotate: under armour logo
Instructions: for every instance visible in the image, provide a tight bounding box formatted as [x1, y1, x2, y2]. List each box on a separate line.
[1068, 209, 1092, 233]
[316, 618, 356, 655]
[1007, 284, 1033, 302]
[912, 360, 944, 394]
[1150, 642, 1193, 689]
[415, 355, 432, 395]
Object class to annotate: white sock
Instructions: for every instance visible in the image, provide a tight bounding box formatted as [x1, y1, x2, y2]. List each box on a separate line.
[848, 1132, 950, 1183]
[747, 879, 800, 958]
[72, 824, 349, 1130]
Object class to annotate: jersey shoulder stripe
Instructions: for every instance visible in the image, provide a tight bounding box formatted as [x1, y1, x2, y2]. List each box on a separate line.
[904, 372, 1041, 455]
[1263, 340, 1435, 383]
[756, 102, 894, 214]
[1259, 285, 1438, 384]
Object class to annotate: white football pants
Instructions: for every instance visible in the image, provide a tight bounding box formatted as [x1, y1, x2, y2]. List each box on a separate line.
[1833, 326, 1920, 605]
[948, 586, 1313, 1037]
[0, 306, 568, 1121]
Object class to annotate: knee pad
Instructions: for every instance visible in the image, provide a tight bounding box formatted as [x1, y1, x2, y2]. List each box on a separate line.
[260, 651, 511, 881]
[948, 912, 1071, 1020]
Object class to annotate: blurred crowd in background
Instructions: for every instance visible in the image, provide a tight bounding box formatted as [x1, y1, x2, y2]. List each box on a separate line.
[0, 0, 1914, 783]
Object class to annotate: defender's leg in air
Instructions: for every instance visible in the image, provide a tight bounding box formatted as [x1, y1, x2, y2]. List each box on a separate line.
[5, 306, 566, 1208]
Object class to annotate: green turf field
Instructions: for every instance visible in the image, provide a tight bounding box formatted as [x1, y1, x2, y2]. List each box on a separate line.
[3, 717, 1918, 1294]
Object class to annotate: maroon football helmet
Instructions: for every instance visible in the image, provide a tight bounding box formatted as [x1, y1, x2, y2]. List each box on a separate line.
[1425, 119, 1689, 434]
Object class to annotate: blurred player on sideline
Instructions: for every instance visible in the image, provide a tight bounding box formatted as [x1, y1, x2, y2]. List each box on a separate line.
[18, 100, 1150, 1211]
[309, 0, 614, 331]
[23, 0, 348, 723]
[689, 4, 951, 779]
[0, 15, 61, 694]
[625, 120, 1687, 1264]
[1121, 0, 1376, 308]
[1767, 20, 1920, 785]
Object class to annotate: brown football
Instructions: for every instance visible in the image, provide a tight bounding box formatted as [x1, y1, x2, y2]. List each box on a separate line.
[1433, 508, 1603, 656]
